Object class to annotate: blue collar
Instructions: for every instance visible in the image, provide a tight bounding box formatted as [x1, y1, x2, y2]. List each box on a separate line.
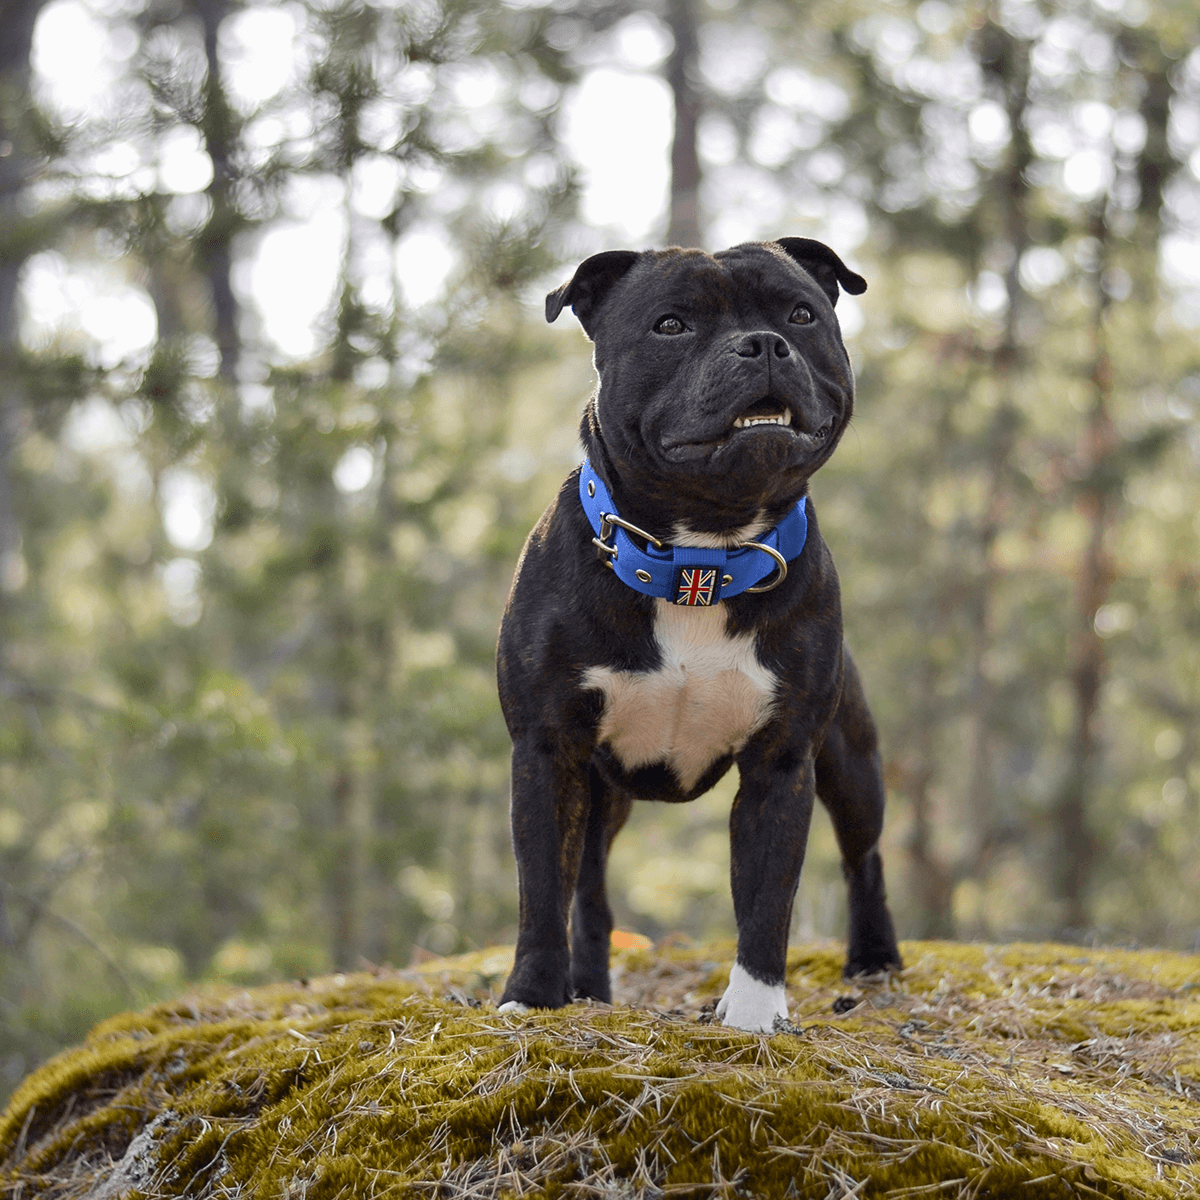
[578, 457, 807, 606]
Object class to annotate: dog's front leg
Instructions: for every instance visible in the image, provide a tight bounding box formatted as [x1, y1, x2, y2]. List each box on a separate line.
[717, 746, 816, 1032]
[499, 737, 590, 1012]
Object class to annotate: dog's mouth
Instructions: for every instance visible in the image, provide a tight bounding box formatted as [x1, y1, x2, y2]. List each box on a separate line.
[729, 397, 835, 443]
[731, 397, 795, 432]
[660, 397, 836, 461]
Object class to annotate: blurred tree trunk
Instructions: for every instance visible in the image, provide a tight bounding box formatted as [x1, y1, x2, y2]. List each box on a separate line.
[1050, 35, 1179, 930]
[0, 0, 47, 955]
[900, 362, 965, 938]
[194, 0, 241, 382]
[905, 646, 955, 938]
[1051, 208, 1115, 932]
[963, 22, 1032, 903]
[1129, 34, 1173, 237]
[324, 562, 370, 971]
[0, 0, 45, 592]
[330, 760, 368, 970]
[1051, 25, 1180, 926]
[664, 0, 702, 248]
[0, 0, 44, 344]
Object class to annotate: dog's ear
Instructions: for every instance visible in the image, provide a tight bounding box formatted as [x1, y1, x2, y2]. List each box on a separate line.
[773, 238, 867, 307]
[545, 250, 640, 336]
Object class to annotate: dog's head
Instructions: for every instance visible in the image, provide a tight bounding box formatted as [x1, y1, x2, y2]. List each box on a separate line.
[547, 239, 865, 523]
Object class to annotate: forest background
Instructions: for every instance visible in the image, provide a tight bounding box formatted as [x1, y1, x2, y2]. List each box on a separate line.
[0, 0, 1198, 1101]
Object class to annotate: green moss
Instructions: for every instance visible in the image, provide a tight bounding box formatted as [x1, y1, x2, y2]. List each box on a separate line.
[4, 941, 1200, 1197]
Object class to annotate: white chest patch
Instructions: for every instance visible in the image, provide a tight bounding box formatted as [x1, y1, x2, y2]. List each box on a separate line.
[582, 601, 777, 793]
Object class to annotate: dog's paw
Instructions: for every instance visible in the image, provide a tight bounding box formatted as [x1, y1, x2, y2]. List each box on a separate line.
[497, 1000, 530, 1015]
[715, 962, 788, 1033]
[843, 952, 903, 980]
[570, 974, 613, 1005]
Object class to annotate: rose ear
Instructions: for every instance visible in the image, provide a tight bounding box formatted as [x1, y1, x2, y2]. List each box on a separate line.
[773, 238, 867, 307]
[545, 250, 641, 337]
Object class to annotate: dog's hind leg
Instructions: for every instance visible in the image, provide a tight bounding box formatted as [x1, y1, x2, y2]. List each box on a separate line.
[815, 645, 903, 978]
[570, 771, 632, 1002]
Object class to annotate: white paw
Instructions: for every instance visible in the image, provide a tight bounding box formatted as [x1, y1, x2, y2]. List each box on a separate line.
[715, 962, 788, 1033]
[497, 1000, 530, 1015]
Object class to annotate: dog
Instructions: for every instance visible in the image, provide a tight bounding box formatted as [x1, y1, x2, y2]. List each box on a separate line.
[495, 238, 902, 1032]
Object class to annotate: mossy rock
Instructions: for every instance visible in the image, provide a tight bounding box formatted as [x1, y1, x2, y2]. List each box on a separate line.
[4, 940, 1200, 1198]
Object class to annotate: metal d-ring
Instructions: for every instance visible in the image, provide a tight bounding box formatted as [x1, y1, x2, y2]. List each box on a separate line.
[598, 512, 665, 550]
[740, 540, 788, 593]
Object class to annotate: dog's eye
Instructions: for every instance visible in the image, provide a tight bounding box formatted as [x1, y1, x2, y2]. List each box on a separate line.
[653, 315, 688, 335]
[789, 304, 814, 326]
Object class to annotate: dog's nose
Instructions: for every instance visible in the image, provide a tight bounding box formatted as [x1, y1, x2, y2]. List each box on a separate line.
[734, 332, 790, 359]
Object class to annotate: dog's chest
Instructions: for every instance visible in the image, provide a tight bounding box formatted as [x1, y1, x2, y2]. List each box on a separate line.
[582, 602, 777, 792]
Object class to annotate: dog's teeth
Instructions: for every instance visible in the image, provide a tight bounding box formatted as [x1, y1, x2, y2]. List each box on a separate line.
[734, 413, 788, 429]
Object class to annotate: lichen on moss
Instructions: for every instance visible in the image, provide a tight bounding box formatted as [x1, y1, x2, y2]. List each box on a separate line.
[3, 940, 1200, 1198]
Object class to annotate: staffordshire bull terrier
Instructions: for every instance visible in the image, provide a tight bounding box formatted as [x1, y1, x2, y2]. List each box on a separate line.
[496, 238, 902, 1032]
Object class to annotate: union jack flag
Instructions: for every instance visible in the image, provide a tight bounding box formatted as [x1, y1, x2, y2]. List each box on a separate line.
[676, 567, 717, 606]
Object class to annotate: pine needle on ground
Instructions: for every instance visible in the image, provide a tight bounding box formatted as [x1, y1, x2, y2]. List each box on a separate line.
[3, 940, 1200, 1198]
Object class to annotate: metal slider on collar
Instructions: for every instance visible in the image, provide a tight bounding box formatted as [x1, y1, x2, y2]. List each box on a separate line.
[592, 511, 663, 569]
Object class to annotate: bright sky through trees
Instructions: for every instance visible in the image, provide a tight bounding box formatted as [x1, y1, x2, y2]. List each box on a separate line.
[24, 0, 674, 370]
[26, 0, 1200, 376]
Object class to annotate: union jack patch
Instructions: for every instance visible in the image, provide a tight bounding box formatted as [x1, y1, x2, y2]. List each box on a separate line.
[676, 567, 717, 606]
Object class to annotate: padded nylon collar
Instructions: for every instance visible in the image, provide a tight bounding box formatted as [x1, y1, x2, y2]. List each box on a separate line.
[578, 457, 807, 605]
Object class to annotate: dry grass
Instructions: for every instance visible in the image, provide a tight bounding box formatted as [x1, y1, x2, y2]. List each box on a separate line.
[3, 940, 1200, 1198]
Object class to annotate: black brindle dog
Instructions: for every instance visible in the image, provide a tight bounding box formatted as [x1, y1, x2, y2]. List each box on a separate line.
[496, 239, 901, 1030]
